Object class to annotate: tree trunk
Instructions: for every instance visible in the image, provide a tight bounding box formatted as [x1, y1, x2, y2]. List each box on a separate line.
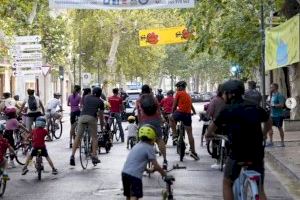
[289, 63, 300, 120]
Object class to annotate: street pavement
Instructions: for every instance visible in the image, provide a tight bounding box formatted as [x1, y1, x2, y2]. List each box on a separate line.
[4, 103, 295, 200]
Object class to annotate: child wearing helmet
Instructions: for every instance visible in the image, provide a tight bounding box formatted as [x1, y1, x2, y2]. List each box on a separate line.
[125, 116, 138, 149]
[22, 117, 58, 175]
[0, 121, 15, 180]
[4, 107, 30, 168]
[122, 124, 166, 200]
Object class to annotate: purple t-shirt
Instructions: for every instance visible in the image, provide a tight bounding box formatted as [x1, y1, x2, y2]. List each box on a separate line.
[68, 94, 81, 112]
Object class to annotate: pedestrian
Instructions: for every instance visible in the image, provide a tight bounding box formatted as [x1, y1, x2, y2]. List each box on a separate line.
[67, 85, 81, 148]
[199, 103, 210, 146]
[136, 84, 168, 169]
[108, 88, 125, 142]
[207, 84, 225, 121]
[121, 125, 166, 200]
[244, 81, 262, 106]
[267, 83, 286, 147]
[19, 89, 45, 131]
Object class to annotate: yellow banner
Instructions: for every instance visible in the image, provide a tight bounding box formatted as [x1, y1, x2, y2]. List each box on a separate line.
[139, 26, 194, 47]
[265, 14, 300, 71]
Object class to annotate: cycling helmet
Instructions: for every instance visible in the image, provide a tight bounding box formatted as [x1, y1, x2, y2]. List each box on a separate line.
[128, 116, 135, 122]
[4, 107, 17, 118]
[36, 116, 46, 128]
[92, 87, 102, 97]
[175, 81, 187, 88]
[221, 79, 245, 97]
[138, 124, 157, 141]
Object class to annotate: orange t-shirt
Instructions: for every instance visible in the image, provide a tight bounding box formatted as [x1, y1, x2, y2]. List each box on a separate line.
[175, 91, 192, 113]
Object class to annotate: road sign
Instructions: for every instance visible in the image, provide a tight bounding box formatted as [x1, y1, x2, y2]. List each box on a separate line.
[286, 97, 297, 109]
[12, 52, 43, 60]
[41, 66, 50, 76]
[13, 62, 42, 69]
[82, 73, 92, 84]
[12, 44, 42, 52]
[15, 35, 41, 43]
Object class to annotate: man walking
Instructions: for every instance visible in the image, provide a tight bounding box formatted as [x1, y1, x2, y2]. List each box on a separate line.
[267, 83, 285, 147]
[108, 88, 124, 142]
[244, 81, 262, 106]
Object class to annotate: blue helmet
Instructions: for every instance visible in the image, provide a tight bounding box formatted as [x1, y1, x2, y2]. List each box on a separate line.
[36, 116, 46, 128]
[0, 121, 5, 133]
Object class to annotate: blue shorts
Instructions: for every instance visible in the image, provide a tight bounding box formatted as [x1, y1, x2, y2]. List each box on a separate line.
[172, 111, 192, 126]
[271, 116, 283, 128]
[122, 173, 143, 198]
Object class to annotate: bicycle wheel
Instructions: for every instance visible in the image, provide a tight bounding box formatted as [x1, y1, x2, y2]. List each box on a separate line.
[53, 121, 63, 139]
[15, 142, 32, 165]
[243, 180, 259, 200]
[162, 125, 169, 145]
[79, 132, 89, 169]
[0, 178, 7, 197]
[206, 140, 213, 156]
[36, 157, 42, 180]
[114, 123, 120, 142]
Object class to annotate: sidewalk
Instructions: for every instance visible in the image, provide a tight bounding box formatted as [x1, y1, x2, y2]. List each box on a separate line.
[265, 130, 300, 182]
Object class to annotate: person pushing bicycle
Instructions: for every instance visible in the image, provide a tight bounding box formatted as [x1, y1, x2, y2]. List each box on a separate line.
[169, 81, 199, 160]
[206, 80, 272, 200]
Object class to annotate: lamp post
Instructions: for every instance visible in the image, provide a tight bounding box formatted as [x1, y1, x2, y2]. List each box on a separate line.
[260, 0, 266, 109]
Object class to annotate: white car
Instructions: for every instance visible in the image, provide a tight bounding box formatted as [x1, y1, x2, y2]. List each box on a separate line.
[125, 90, 141, 116]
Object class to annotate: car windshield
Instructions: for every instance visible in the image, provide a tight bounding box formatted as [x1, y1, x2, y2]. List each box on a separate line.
[128, 93, 140, 100]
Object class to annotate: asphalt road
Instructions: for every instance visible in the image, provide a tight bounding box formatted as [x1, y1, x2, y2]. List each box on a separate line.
[4, 102, 294, 200]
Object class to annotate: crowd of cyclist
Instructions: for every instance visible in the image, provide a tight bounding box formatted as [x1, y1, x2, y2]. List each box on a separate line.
[0, 78, 284, 200]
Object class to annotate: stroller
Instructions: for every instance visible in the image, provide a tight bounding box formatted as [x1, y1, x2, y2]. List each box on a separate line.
[97, 119, 112, 153]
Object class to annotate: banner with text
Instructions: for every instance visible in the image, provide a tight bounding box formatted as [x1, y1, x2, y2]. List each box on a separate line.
[49, 0, 194, 10]
[139, 26, 194, 46]
[265, 14, 300, 71]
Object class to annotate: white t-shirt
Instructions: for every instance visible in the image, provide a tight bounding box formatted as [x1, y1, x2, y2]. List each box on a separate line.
[126, 124, 138, 138]
[46, 98, 61, 114]
[0, 98, 16, 111]
[24, 96, 41, 113]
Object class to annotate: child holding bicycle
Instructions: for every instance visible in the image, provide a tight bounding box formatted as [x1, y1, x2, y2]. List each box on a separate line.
[122, 124, 166, 200]
[125, 116, 138, 149]
[0, 122, 15, 180]
[22, 117, 58, 175]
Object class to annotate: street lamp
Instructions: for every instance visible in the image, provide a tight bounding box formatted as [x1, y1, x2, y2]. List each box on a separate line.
[260, 0, 266, 109]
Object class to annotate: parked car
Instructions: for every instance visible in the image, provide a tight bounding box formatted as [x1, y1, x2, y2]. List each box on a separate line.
[124, 89, 141, 117]
[190, 92, 201, 102]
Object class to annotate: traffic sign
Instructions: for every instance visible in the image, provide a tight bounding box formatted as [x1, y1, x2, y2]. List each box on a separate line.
[15, 35, 41, 43]
[41, 66, 51, 76]
[12, 62, 42, 69]
[12, 44, 42, 52]
[286, 97, 297, 109]
[12, 52, 42, 60]
[82, 73, 92, 84]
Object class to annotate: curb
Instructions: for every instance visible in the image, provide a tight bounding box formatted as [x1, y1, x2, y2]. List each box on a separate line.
[265, 150, 300, 183]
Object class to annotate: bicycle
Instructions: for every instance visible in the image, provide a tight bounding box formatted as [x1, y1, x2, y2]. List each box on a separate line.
[107, 114, 120, 142]
[206, 134, 229, 171]
[46, 110, 63, 140]
[162, 164, 186, 200]
[14, 137, 32, 165]
[79, 123, 98, 169]
[35, 149, 43, 180]
[0, 168, 8, 197]
[161, 116, 170, 145]
[176, 121, 186, 162]
[128, 136, 137, 149]
[233, 161, 262, 200]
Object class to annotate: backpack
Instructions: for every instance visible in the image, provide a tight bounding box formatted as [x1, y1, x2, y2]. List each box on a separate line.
[140, 94, 158, 116]
[28, 96, 38, 111]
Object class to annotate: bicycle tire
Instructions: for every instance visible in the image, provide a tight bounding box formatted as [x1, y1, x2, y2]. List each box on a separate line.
[162, 125, 169, 145]
[80, 132, 89, 169]
[15, 142, 32, 165]
[114, 123, 120, 142]
[0, 178, 6, 197]
[179, 138, 185, 162]
[243, 179, 259, 200]
[206, 140, 213, 156]
[53, 121, 63, 139]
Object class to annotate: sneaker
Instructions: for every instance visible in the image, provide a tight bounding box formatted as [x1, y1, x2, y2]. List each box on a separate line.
[52, 168, 58, 175]
[22, 167, 29, 175]
[69, 143, 72, 149]
[92, 156, 101, 165]
[266, 142, 274, 147]
[211, 163, 221, 169]
[163, 160, 168, 170]
[190, 152, 200, 161]
[2, 174, 10, 181]
[9, 160, 16, 168]
[70, 155, 75, 166]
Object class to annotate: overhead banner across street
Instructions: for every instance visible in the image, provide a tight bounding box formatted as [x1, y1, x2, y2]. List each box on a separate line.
[49, 0, 194, 10]
[265, 14, 300, 71]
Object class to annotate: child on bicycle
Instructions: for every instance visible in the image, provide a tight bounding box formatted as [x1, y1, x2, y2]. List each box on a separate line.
[0, 122, 15, 180]
[22, 117, 58, 175]
[126, 116, 138, 149]
[199, 103, 211, 146]
[122, 124, 166, 200]
[4, 107, 30, 168]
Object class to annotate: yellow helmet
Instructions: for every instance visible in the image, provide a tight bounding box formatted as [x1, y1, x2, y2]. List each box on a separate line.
[138, 124, 157, 141]
[128, 116, 135, 121]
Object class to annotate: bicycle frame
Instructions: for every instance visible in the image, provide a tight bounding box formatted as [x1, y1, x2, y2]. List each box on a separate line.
[176, 121, 186, 161]
[233, 167, 261, 200]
